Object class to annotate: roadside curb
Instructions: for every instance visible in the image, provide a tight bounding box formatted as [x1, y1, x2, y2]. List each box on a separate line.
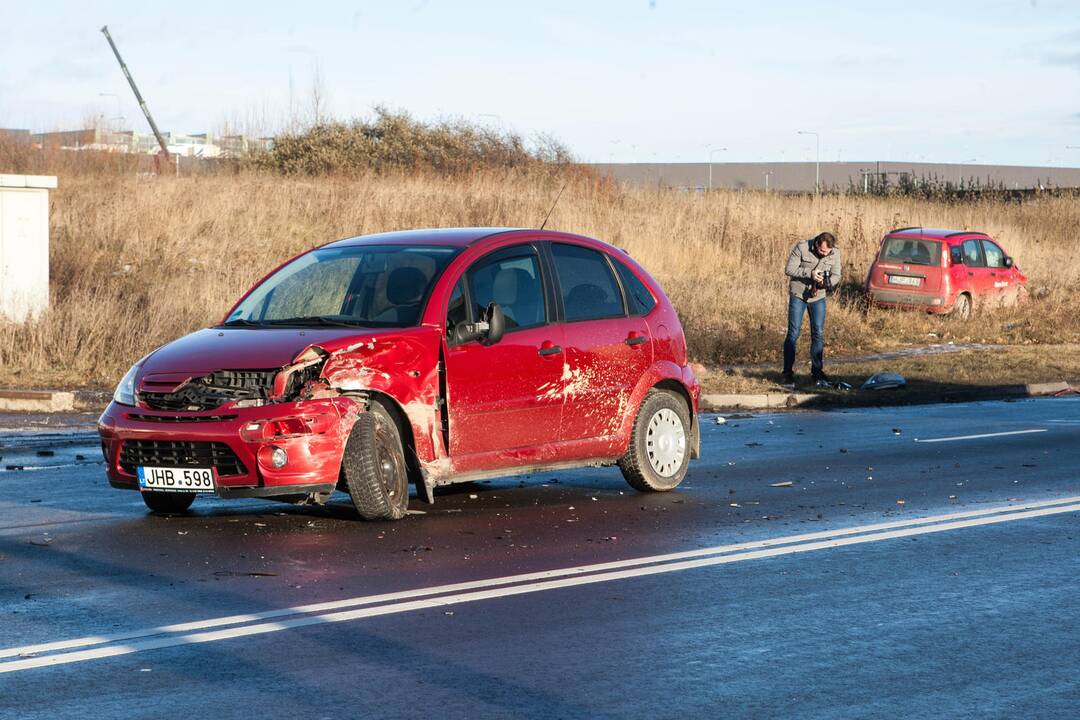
[0, 389, 75, 413]
[700, 380, 1076, 412]
[0, 430, 100, 452]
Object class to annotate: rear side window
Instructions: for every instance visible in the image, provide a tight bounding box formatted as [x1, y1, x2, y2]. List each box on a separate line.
[468, 251, 546, 330]
[982, 240, 1006, 269]
[551, 243, 625, 322]
[962, 239, 986, 267]
[613, 259, 657, 315]
[879, 237, 941, 266]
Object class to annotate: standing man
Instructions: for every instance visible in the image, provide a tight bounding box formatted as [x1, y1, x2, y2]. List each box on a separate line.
[782, 232, 841, 384]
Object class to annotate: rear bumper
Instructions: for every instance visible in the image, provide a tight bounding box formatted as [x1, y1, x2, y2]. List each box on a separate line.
[868, 288, 951, 313]
[98, 398, 355, 497]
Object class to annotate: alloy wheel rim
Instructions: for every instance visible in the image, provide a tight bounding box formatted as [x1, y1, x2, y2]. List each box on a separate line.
[646, 408, 686, 478]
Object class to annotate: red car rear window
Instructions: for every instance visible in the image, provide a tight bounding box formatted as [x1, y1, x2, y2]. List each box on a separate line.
[879, 237, 942, 266]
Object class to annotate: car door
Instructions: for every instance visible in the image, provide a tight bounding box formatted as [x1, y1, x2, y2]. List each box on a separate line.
[959, 238, 990, 300]
[981, 238, 1012, 305]
[443, 243, 565, 458]
[549, 242, 652, 443]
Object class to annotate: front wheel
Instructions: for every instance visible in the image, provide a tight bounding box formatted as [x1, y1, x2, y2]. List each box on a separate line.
[341, 402, 410, 520]
[619, 390, 691, 492]
[142, 491, 196, 514]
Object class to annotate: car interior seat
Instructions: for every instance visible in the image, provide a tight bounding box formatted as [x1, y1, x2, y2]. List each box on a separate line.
[491, 267, 541, 328]
[373, 266, 428, 324]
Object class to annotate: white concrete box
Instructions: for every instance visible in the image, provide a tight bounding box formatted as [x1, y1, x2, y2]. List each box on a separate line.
[0, 174, 56, 321]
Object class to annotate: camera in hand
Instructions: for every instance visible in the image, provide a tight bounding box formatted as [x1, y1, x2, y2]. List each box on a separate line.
[804, 270, 833, 299]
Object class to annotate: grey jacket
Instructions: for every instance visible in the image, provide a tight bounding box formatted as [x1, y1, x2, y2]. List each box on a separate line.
[785, 239, 842, 303]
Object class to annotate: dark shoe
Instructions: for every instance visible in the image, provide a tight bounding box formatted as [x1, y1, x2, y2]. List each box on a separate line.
[811, 370, 830, 382]
[781, 371, 795, 385]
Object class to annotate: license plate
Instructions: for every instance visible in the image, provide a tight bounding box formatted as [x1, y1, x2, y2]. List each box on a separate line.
[888, 275, 921, 287]
[137, 466, 216, 493]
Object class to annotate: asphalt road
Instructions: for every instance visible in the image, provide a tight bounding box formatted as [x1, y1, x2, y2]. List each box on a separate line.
[1, 398, 1079, 719]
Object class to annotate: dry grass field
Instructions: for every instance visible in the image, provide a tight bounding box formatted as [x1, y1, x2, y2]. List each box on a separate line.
[1, 168, 1077, 390]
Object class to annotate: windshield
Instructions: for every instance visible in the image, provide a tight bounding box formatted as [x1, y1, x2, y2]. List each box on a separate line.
[224, 244, 459, 328]
[878, 237, 942, 266]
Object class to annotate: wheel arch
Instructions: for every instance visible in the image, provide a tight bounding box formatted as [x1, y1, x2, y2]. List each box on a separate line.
[652, 379, 700, 460]
[361, 391, 424, 490]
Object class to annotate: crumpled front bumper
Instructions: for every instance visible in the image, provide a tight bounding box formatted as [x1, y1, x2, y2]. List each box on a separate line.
[98, 397, 358, 498]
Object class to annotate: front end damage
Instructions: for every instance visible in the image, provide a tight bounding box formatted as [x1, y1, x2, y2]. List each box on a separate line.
[100, 329, 445, 504]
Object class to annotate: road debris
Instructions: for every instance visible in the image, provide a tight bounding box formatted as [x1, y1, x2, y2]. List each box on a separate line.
[715, 416, 727, 425]
[861, 372, 907, 391]
[769, 481, 794, 488]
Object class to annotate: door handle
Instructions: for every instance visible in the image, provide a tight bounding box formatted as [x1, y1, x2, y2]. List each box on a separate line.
[624, 334, 647, 346]
[537, 344, 563, 357]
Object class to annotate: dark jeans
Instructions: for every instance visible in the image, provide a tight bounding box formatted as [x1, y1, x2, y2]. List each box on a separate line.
[783, 295, 826, 375]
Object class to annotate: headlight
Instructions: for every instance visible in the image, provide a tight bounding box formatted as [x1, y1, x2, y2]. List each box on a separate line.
[113, 364, 140, 406]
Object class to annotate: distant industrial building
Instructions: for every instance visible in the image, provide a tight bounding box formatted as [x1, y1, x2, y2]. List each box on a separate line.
[4, 128, 273, 158]
[590, 161, 1080, 192]
[0, 128, 31, 144]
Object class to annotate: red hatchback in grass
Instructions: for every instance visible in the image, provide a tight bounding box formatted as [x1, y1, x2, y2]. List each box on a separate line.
[98, 228, 701, 519]
[865, 227, 1027, 320]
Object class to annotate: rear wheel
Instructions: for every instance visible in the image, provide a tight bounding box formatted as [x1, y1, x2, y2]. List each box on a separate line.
[619, 389, 691, 492]
[341, 402, 410, 520]
[141, 491, 196, 514]
[951, 293, 972, 321]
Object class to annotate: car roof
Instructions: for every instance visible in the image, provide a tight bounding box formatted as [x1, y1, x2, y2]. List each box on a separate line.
[325, 227, 523, 249]
[886, 227, 989, 242]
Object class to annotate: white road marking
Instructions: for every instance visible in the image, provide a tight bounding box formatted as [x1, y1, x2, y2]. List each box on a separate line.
[914, 429, 1048, 443]
[3, 496, 1080, 673]
[5, 494, 1078, 661]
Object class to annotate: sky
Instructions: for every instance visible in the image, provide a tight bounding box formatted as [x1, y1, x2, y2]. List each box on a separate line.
[2, 0, 1079, 166]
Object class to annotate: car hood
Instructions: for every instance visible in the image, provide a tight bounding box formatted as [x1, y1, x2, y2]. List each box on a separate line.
[138, 326, 382, 379]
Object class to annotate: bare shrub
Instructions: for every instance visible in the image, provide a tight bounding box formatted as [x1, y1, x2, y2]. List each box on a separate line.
[258, 108, 572, 176]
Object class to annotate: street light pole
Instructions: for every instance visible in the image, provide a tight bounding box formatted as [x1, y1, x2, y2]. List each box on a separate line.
[797, 131, 820, 196]
[708, 147, 727, 190]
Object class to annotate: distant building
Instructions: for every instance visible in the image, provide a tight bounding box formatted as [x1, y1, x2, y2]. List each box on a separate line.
[590, 161, 1080, 192]
[25, 128, 273, 158]
[0, 128, 31, 144]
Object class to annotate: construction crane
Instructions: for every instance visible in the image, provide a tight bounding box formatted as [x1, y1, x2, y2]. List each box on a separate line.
[99, 25, 171, 164]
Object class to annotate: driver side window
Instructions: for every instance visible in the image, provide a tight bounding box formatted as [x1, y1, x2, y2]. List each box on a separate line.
[467, 249, 546, 331]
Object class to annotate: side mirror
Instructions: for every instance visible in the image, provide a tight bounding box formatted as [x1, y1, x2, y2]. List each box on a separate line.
[450, 302, 506, 345]
[1003, 256, 1014, 268]
[484, 303, 505, 345]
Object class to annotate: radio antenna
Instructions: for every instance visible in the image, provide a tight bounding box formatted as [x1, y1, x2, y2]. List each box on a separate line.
[538, 183, 567, 230]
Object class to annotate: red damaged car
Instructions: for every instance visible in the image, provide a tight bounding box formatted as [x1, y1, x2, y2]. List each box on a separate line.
[99, 228, 701, 519]
[865, 227, 1027, 320]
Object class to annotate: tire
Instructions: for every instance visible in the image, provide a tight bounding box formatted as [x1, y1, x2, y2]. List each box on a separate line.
[951, 293, 972, 321]
[341, 401, 410, 520]
[618, 389, 692, 492]
[142, 491, 196, 514]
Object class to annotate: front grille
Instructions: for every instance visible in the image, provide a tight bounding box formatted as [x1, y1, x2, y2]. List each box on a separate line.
[119, 440, 247, 477]
[127, 414, 239, 423]
[141, 369, 277, 411]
